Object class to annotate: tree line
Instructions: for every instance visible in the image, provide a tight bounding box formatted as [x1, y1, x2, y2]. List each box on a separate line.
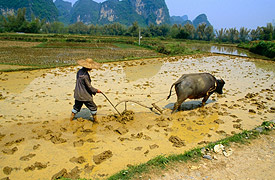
[1, 8, 275, 43]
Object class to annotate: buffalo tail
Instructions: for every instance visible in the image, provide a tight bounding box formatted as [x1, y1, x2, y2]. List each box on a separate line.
[167, 83, 175, 100]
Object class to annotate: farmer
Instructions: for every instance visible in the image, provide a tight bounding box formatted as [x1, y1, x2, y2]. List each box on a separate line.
[70, 58, 102, 122]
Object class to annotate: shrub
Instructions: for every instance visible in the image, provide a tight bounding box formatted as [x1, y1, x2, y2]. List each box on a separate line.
[250, 41, 275, 59]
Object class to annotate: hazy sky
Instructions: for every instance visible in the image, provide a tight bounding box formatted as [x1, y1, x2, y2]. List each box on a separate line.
[61, 0, 275, 30]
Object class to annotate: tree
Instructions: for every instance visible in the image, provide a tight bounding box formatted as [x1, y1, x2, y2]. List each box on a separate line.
[127, 21, 139, 37]
[216, 28, 226, 42]
[195, 23, 207, 40]
[250, 27, 262, 41]
[169, 24, 180, 38]
[41, 21, 65, 34]
[158, 24, 170, 37]
[261, 23, 273, 40]
[205, 25, 214, 41]
[239, 27, 250, 42]
[68, 22, 88, 34]
[176, 28, 189, 39]
[183, 23, 195, 39]
[226, 28, 239, 43]
[0, 15, 6, 32]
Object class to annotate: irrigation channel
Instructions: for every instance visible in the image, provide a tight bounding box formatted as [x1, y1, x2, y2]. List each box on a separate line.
[0, 54, 274, 179]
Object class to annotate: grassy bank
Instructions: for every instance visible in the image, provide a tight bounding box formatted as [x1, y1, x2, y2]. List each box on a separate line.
[238, 41, 275, 60]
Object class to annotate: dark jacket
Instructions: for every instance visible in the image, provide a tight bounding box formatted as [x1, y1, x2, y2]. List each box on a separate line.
[74, 67, 98, 101]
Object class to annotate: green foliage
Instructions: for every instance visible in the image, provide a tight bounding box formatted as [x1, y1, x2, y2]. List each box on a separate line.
[239, 27, 251, 42]
[0, 8, 44, 33]
[156, 43, 193, 55]
[250, 41, 275, 59]
[0, 0, 58, 22]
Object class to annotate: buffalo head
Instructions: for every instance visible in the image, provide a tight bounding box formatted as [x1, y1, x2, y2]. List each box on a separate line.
[215, 79, 225, 94]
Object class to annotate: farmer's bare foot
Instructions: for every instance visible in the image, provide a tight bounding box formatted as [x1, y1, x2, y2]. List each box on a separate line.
[70, 112, 75, 121]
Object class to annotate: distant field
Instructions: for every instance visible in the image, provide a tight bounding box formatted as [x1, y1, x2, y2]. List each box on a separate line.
[0, 34, 162, 71]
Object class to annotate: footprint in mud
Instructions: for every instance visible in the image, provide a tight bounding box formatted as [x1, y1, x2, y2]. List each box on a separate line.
[114, 126, 129, 135]
[50, 135, 67, 144]
[149, 144, 159, 149]
[0, 133, 5, 141]
[69, 156, 86, 164]
[24, 162, 48, 172]
[33, 144, 40, 150]
[134, 147, 143, 151]
[93, 150, 113, 165]
[83, 163, 95, 174]
[233, 124, 243, 130]
[169, 136, 186, 148]
[20, 153, 36, 161]
[164, 128, 173, 132]
[2, 147, 18, 155]
[3, 166, 13, 175]
[214, 119, 224, 124]
[73, 139, 84, 147]
[5, 138, 25, 146]
[131, 132, 144, 139]
[156, 121, 169, 127]
[216, 130, 227, 135]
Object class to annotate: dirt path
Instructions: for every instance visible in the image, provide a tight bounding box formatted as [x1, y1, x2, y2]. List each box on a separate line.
[146, 130, 275, 180]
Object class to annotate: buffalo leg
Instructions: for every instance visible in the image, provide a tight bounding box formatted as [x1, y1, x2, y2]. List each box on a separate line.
[172, 97, 187, 113]
[201, 95, 210, 106]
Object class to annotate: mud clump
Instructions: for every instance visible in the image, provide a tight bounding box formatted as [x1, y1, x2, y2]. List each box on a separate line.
[24, 162, 48, 172]
[69, 156, 86, 164]
[93, 150, 113, 165]
[169, 135, 186, 148]
[73, 140, 84, 147]
[5, 138, 25, 146]
[3, 166, 12, 175]
[103, 110, 135, 124]
[33, 129, 67, 144]
[51, 167, 81, 180]
[149, 144, 159, 149]
[33, 144, 40, 150]
[2, 147, 18, 155]
[20, 153, 36, 161]
[84, 163, 95, 174]
[245, 93, 258, 98]
[0, 133, 5, 141]
[114, 126, 129, 135]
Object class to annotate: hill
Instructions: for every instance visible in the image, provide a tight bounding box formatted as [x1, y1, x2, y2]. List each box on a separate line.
[170, 14, 211, 27]
[57, 0, 171, 26]
[0, 0, 58, 22]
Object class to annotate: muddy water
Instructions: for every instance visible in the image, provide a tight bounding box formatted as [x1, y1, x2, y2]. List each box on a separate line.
[0, 55, 274, 179]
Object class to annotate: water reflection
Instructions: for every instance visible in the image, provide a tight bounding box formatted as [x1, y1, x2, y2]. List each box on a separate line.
[122, 60, 163, 81]
[188, 44, 265, 59]
[211, 46, 248, 56]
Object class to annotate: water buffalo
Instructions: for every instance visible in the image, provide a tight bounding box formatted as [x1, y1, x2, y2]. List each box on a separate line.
[167, 73, 225, 113]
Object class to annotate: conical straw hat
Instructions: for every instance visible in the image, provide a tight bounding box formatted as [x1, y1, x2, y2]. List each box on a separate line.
[77, 58, 101, 69]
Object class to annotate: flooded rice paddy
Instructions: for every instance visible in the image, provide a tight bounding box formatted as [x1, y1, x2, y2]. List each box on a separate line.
[0, 55, 274, 179]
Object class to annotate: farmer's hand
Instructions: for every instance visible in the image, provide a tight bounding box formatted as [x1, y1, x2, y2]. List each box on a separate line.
[97, 89, 101, 93]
